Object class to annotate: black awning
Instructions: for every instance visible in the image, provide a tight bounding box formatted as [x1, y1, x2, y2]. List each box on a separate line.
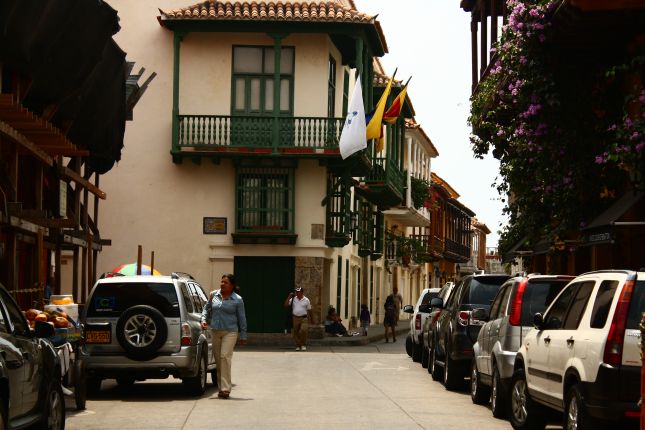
[502, 235, 531, 263]
[0, 0, 128, 174]
[582, 191, 645, 230]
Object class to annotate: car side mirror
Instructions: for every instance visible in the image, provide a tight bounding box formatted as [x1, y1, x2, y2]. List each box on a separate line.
[34, 320, 55, 338]
[533, 313, 545, 330]
[471, 308, 489, 322]
[402, 304, 414, 314]
[430, 297, 443, 309]
[418, 304, 432, 313]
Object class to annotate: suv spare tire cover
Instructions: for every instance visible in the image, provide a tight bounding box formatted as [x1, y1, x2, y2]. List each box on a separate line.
[116, 305, 168, 361]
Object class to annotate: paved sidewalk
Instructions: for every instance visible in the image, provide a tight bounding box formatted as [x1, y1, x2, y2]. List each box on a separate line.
[310, 323, 409, 347]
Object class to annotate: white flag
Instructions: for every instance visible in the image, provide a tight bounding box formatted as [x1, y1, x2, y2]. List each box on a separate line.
[339, 76, 367, 160]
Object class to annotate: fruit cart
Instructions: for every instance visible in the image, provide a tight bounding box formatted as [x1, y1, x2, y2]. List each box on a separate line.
[24, 296, 87, 410]
[52, 323, 87, 410]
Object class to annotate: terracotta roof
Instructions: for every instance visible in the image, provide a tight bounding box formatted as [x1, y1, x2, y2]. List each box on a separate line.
[431, 172, 459, 199]
[405, 119, 439, 157]
[372, 58, 402, 87]
[159, 1, 373, 23]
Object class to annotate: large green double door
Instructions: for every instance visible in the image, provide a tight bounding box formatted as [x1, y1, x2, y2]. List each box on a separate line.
[234, 256, 294, 333]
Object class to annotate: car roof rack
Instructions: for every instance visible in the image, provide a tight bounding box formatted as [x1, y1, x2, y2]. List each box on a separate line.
[98, 272, 126, 279]
[171, 271, 195, 280]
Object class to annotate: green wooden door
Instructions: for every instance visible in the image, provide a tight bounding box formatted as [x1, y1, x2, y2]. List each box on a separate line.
[234, 256, 295, 333]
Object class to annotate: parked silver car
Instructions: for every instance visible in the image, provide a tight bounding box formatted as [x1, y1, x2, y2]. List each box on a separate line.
[470, 274, 573, 417]
[80, 272, 215, 396]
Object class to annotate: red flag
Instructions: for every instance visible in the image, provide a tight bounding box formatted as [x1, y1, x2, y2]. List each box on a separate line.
[383, 84, 408, 124]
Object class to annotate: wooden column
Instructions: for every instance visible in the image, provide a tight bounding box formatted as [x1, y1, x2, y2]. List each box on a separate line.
[491, 0, 498, 45]
[480, 1, 488, 78]
[471, 16, 479, 92]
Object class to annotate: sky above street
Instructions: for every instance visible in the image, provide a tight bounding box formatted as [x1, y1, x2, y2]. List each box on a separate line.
[354, 0, 506, 247]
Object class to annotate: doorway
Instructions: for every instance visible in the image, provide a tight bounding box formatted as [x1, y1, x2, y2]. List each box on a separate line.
[234, 256, 295, 333]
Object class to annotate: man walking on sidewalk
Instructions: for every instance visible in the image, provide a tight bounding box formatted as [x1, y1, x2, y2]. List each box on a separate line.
[284, 287, 312, 351]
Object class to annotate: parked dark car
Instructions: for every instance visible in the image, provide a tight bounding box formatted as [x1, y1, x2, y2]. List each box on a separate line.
[422, 282, 456, 373]
[470, 274, 573, 417]
[429, 274, 510, 390]
[0, 283, 65, 429]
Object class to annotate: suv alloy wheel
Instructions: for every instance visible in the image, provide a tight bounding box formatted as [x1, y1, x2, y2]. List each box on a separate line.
[490, 365, 506, 418]
[565, 385, 598, 430]
[470, 359, 490, 404]
[42, 379, 65, 430]
[183, 349, 208, 396]
[509, 368, 546, 430]
[430, 341, 442, 381]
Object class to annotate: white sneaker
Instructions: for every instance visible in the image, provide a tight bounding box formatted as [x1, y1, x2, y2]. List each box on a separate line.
[295, 346, 301, 351]
[301, 346, 307, 351]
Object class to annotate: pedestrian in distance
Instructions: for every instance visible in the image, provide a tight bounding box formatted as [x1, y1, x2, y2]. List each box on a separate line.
[391, 285, 403, 325]
[383, 294, 397, 343]
[360, 304, 370, 336]
[283, 286, 312, 351]
[324, 306, 348, 337]
[201, 274, 247, 399]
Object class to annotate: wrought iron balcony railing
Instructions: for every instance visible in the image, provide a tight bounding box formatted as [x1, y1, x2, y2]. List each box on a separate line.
[175, 114, 345, 153]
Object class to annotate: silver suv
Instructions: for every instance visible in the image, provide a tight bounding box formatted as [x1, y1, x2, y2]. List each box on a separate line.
[470, 274, 573, 417]
[509, 270, 644, 430]
[80, 273, 214, 396]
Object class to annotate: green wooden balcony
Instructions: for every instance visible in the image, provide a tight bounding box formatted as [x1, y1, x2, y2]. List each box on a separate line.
[357, 156, 405, 208]
[174, 114, 346, 157]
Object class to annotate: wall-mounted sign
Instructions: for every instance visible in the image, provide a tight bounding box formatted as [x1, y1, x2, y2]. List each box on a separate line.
[203, 217, 227, 234]
[59, 180, 67, 218]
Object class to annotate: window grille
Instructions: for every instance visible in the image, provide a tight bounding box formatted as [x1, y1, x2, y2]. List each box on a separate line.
[236, 167, 294, 233]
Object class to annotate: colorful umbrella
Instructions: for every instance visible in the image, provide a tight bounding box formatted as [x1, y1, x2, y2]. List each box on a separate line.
[110, 263, 162, 276]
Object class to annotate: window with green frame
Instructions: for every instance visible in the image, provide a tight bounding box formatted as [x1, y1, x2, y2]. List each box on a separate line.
[236, 167, 294, 232]
[327, 55, 336, 118]
[231, 46, 294, 115]
[342, 70, 349, 118]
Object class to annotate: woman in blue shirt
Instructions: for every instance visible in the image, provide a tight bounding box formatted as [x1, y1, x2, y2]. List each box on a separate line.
[201, 274, 247, 399]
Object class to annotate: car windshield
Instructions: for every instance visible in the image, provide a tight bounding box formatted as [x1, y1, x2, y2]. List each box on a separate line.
[520, 280, 570, 326]
[86, 282, 180, 318]
[626, 280, 645, 330]
[466, 277, 508, 308]
[421, 291, 439, 305]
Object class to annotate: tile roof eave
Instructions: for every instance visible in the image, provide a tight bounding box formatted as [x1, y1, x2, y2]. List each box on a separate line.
[158, 17, 387, 56]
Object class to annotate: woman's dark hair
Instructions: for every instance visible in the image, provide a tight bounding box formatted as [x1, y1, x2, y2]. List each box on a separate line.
[222, 274, 237, 286]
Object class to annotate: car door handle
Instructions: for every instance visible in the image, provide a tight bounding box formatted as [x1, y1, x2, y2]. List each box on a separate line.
[544, 336, 551, 344]
[566, 337, 574, 347]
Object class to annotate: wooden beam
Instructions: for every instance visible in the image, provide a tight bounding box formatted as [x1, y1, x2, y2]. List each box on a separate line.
[0, 121, 54, 166]
[57, 166, 107, 199]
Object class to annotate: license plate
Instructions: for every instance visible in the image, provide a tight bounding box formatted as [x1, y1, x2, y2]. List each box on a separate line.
[85, 330, 111, 344]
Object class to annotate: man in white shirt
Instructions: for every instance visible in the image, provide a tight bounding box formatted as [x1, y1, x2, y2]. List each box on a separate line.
[284, 287, 312, 351]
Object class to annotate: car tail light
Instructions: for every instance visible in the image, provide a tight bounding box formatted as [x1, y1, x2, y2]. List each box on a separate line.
[509, 279, 529, 326]
[415, 313, 422, 330]
[603, 278, 635, 366]
[458, 311, 471, 326]
[181, 322, 192, 346]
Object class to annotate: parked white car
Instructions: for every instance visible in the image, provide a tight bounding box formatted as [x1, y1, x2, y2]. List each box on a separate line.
[404, 287, 441, 363]
[509, 270, 643, 430]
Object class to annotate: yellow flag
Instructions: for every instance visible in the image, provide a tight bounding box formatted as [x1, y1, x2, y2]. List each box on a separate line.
[366, 75, 394, 140]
